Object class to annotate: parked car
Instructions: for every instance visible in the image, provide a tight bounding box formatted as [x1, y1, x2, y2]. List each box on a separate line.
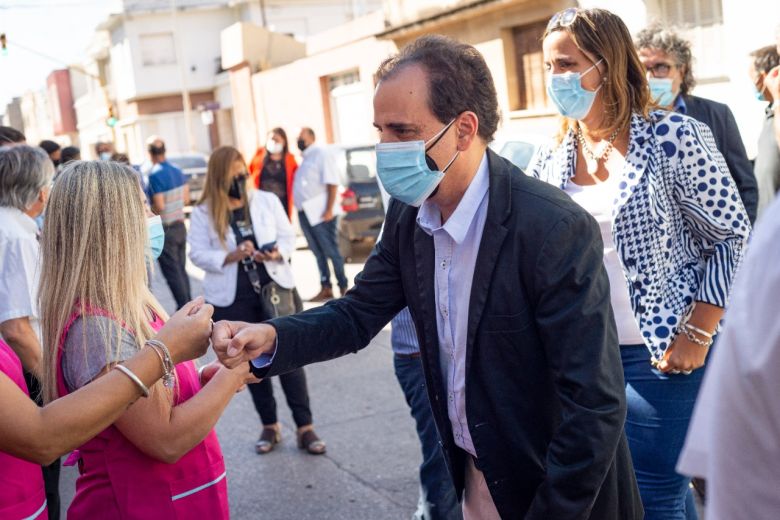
[167, 153, 208, 204]
[139, 152, 208, 206]
[491, 133, 549, 171]
[326, 144, 384, 261]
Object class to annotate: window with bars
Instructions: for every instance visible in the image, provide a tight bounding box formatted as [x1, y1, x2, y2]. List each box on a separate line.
[658, 0, 723, 27]
[512, 20, 549, 111]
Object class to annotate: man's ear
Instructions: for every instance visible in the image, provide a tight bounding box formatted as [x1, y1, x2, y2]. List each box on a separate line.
[455, 111, 480, 151]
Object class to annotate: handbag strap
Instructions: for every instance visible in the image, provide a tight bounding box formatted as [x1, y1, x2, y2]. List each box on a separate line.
[229, 207, 264, 295]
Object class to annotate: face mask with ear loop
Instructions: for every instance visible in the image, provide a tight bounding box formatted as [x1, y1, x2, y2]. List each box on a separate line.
[546, 59, 604, 120]
[375, 119, 459, 207]
[146, 215, 165, 260]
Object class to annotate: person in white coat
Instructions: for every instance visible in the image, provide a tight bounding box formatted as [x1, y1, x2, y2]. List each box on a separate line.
[189, 146, 326, 455]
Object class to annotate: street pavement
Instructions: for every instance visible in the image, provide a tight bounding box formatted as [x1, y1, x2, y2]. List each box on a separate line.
[59, 239, 422, 519]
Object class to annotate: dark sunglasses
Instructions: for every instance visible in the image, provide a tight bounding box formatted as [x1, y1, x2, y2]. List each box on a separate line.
[546, 8, 579, 33]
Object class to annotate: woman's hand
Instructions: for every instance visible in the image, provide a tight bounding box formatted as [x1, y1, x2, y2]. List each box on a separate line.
[155, 297, 214, 364]
[658, 335, 709, 374]
[252, 246, 282, 262]
[224, 240, 255, 265]
[198, 361, 221, 386]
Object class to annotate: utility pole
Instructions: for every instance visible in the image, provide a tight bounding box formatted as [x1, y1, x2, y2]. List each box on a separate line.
[258, 0, 267, 27]
[170, 0, 196, 152]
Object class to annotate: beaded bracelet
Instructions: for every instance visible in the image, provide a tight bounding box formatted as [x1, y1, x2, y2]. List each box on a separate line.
[146, 339, 176, 388]
[113, 364, 150, 397]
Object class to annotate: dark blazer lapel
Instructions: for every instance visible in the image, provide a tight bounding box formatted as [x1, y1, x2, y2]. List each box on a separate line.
[465, 150, 511, 371]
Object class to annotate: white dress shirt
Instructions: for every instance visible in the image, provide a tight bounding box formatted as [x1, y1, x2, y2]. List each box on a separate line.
[188, 190, 297, 307]
[416, 153, 489, 457]
[292, 145, 341, 210]
[0, 206, 41, 340]
[677, 196, 780, 519]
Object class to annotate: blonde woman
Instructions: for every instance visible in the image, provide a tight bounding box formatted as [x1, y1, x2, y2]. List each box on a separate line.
[189, 146, 326, 455]
[39, 161, 255, 519]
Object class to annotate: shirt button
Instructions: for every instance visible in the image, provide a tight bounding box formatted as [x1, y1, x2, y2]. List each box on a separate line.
[440, 260, 446, 269]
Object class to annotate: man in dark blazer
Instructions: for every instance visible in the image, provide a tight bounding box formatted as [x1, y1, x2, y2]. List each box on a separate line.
[213, 36, 642, 519]
[637, 25, 759, 223]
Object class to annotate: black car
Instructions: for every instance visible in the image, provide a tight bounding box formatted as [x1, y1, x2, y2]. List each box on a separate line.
[330, 145, 384, 261]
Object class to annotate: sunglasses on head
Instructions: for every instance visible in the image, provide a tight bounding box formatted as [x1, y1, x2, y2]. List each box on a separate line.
[546, 7, 579, 33]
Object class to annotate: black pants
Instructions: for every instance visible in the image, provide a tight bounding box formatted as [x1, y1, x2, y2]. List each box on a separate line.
[211, 284, 313, 428]
[158, 221, 191, 309]
[24, 372, 61, 520]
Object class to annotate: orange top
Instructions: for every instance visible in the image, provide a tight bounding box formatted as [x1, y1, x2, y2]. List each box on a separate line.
[248, 149, 298, 221]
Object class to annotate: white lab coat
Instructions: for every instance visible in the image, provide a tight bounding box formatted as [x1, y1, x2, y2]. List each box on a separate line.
[188, 189, 297, 307]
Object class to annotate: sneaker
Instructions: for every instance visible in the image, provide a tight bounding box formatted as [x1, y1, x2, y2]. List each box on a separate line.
[307, 287, 334, 302]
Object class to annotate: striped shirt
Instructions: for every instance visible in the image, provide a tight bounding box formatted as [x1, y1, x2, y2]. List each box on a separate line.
[148, 161, 186, 225]
[391, 307, 420, 356]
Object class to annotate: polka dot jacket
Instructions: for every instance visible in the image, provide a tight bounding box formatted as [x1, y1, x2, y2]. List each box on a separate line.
[528, 111, 751, 360]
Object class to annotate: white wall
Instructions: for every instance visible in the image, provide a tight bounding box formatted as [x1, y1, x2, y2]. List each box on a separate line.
[119, 111, 211, 163]
[111, 5, 241, 101]
[240, 0, 382, 39]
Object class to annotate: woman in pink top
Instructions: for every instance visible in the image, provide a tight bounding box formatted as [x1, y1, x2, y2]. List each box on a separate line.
[0, 301, 215, 519]
[38, 161, 255, 519]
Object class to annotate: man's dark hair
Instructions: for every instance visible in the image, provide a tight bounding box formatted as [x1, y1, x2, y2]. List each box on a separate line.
[750, 45, 780, 74]
[0, 126, 26, 145]
[376, 35, 500, 142]
[39, 139, 61, 155]
[301, 127, 315, 140]
[61, 146, 81, 163]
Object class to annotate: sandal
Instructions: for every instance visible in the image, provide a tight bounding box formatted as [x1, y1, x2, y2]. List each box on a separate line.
[255, 426, 281, 454]
[297, 428, 326, 455]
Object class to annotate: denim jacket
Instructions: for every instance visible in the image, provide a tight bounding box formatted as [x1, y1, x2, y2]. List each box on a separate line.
[528, 111, 751, 360]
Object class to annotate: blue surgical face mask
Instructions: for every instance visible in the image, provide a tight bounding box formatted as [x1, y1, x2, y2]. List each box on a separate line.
[147, 215, 165, 260]
[375, 119, 459, 207]
[753, 83, 767, 102]
[648, 77, 677, 107]
[100, 152, 112, 161]
[546, 59, 603, 120]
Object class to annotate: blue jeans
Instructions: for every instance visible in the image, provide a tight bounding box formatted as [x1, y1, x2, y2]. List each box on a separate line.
[298, 210, 348, 289]
[394, 355, 462, 520]
[621, 344, 705, 520]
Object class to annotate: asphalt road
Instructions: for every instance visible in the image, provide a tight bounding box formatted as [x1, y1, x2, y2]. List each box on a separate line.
[59, 239, 422, 519]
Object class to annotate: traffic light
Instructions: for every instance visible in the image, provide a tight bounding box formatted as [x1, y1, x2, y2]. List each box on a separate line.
[106, 106, 118, 127]
[1, 34, 7, 56]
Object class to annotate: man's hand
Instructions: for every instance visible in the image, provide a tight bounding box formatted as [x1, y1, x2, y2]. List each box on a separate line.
[211, 320, 277, 368]
[322, 208, 334, 222]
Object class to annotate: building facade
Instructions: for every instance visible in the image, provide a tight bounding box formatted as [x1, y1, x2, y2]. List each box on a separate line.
[226, 0, 776, 164]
